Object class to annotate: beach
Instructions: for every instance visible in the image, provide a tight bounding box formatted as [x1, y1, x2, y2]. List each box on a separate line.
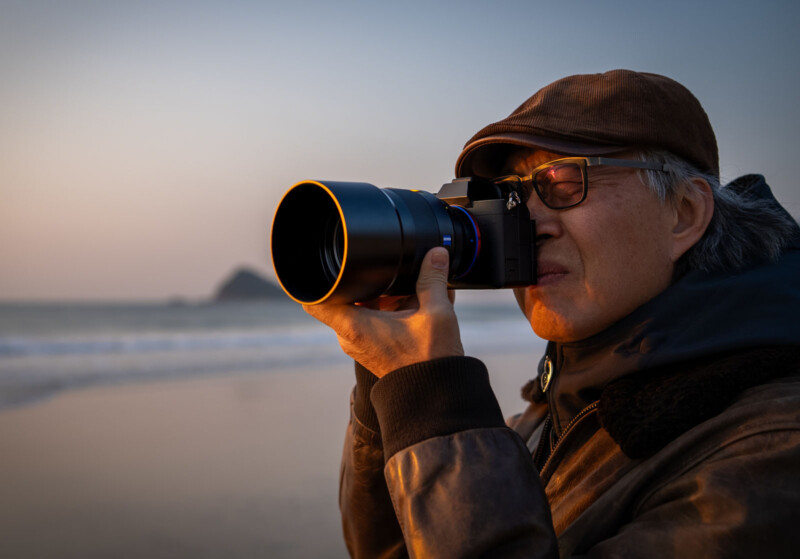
[0, 300, 542, 558]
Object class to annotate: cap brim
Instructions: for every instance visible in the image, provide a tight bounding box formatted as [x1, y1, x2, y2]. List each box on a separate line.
[455, 133, 629, 178]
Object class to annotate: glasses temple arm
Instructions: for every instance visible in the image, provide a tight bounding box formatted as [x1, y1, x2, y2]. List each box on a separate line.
[591, 157, 669, 172]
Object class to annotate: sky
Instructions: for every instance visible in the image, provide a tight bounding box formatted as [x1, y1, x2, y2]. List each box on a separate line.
[1, 0, 799, 301]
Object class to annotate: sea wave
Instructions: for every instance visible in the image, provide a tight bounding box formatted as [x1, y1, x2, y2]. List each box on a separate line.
[0, 328, 335, 357]
[0, 313, 543, 410]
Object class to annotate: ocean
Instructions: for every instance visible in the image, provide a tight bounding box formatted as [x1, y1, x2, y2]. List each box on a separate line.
[0, 295, 545, 411]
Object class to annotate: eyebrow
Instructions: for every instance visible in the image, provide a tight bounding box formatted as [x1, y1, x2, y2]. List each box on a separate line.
[504, 149, 563, 175]
[508, 159, 555, 175]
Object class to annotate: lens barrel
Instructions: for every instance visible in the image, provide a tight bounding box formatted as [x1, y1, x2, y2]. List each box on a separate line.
[271, 181, 478, 304]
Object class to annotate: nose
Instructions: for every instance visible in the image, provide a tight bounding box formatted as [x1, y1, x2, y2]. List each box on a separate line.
[526, 192, 562, 244]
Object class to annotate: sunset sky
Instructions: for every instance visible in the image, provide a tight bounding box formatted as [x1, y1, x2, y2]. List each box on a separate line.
[2, 0, 798, 301]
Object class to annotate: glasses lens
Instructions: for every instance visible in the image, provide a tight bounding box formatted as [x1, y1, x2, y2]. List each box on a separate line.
[533, 163, 585, 208]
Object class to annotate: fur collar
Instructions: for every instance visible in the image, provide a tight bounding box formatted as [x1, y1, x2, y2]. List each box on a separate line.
[597, 346, 800, 459]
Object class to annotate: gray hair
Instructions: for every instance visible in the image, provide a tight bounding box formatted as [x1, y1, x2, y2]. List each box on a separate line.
[635, 149, 798, 278]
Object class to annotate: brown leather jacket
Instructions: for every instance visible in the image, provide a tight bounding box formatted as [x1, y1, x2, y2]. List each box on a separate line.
[340, 243, 800, 557]
[341, 349, 800, 558]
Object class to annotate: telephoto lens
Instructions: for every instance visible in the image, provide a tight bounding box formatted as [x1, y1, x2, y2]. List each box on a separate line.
[271, 181, 480, 304]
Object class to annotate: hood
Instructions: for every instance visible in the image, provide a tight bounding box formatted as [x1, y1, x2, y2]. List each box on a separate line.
[537, 175, 800, 437]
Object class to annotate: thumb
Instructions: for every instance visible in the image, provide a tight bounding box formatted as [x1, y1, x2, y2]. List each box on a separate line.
[416, 247, 451, 309]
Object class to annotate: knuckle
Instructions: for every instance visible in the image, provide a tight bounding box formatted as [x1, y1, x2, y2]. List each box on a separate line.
[302, 304, 317, 316]
[338, 319, 372, 348]
[347, 327, 367, 347]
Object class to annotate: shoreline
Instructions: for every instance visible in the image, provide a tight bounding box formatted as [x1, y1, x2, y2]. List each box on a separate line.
[0, 366, 353, 558]
[0, 353, 538, 558]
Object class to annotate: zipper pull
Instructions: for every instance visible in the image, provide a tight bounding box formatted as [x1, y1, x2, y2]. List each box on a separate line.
[540, 355, 554, 393]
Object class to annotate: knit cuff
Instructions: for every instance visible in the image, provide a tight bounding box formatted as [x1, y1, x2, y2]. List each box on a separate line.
[371, 356, 506, 460]
[353, 361, 382, 433]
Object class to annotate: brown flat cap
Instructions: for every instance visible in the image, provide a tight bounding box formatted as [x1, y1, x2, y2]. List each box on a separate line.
[456, 69, 719, 178]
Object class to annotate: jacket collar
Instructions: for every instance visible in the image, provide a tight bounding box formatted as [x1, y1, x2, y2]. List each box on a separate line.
[598, 345, 800, 458]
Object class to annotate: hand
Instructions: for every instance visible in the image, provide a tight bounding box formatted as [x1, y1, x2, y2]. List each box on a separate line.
[304, 247, 464, 378]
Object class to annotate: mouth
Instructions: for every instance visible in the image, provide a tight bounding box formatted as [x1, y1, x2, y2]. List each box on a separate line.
[535, 261, 569, 286]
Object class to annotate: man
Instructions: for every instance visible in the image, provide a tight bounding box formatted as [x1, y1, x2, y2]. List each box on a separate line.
[306, 70, 800, 557]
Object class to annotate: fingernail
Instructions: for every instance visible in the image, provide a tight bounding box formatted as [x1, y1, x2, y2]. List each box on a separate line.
[431, 249, 448, 269]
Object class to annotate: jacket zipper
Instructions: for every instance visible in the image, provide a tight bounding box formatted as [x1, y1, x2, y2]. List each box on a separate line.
[534, 348, 560, 471]
[539, 401, 600, 482]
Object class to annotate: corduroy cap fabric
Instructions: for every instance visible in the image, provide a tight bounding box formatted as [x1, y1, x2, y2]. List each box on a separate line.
[456, 70, 719, 179]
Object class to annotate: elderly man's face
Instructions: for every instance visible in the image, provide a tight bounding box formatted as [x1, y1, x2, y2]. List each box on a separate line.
[509, 150, 678, 342]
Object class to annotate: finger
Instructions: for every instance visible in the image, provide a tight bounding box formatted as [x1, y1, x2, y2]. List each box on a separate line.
[416, 247, 452, 311]
[385, 295, 420, 312]
[355, 295, 416, 312]
[303, 301, 362, 330]
[355, 299, 382, 310]
[376, 295, 415, 312]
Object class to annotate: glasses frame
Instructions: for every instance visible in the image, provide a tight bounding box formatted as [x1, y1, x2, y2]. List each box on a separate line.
[492, 157, 670, 210]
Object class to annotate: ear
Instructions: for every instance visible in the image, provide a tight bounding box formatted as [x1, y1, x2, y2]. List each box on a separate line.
[670, 178, 714, 262]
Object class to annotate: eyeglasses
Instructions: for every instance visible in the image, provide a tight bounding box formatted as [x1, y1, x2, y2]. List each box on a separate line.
[490, 157, 669, 210]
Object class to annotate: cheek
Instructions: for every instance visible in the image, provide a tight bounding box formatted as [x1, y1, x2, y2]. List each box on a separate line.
[519, 186, 676, 342]
[581, 206, 674, 312]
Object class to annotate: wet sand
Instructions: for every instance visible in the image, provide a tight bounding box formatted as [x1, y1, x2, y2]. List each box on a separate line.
[0, 354, 537, 558]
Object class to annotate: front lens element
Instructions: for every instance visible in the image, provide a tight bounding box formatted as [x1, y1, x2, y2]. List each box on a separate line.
[320, 215, 344, 286]
[271, 182, 349, 304]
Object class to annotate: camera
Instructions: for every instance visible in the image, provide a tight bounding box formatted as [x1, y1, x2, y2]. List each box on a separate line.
[270, 178, 537, 304]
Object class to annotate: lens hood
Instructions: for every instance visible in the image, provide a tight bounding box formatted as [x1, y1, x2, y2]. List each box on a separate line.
[272, 181, 411, 304]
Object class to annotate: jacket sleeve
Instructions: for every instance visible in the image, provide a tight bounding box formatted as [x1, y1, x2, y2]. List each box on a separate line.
[368, 356, 559, 558]
[340, 363, 407, 558]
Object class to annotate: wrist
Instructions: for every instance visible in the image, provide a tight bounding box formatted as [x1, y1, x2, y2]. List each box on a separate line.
[353, 361, 381, 433]
[371, 356, 506, 460]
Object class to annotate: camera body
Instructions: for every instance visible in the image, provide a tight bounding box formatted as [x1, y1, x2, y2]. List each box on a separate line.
[270, 177, 537, 305]
[435, 177, 537, 290]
